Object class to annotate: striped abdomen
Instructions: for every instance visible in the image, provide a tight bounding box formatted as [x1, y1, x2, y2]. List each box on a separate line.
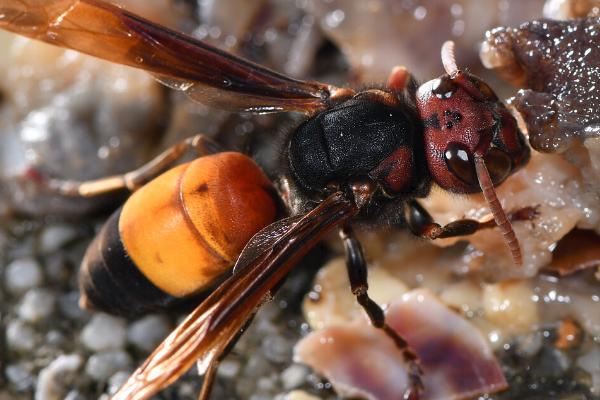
[79, 152, 278, 316]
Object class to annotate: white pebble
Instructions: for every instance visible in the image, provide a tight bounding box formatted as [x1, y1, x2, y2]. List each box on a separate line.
[107, 371, 130, 395]
[5, 257, 43, 294]
[256, 376, 276, 391]
[280, 364, 309, 390]
[39, 224, 78, 253]
[6, 362, 35, 390]
[35, 354, 83, 400]
[64, 390, 86, 400]
[46, 330, 66, 347]
[81, 313, 127, 351]
[262, 335, 291, 363]
[217, 359, 241, 378]
[6, 320, 36, 352]
[85, 350, 132, 382]
[18, 289, 56, 322]
[282, 391, 320, 400]
[127, 314, 171, 352]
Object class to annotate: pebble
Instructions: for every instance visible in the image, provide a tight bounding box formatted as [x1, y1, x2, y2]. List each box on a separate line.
[262, 335, 292, 363]
[85, 350, 132, 382]
[107, 371, 131, 395]
[38, 225, 78, 254]
[46, 330, 66, 347]
[280, 364, 309, 390]
[5, 362, 36, 391]
[18, 289, 56, 322]
[81, 313, 127, 351]
[218, 359, 241, 378]
[63, 390, 86, 400]
[257, 376, 276, 392]
[282, 391, 320, 400]
[4, 257, 43, 294]
[243, 353, 272, 379]
[126, 314, 171, 352]
[6, 320, 36, 352]
[35, 354, 83, 400]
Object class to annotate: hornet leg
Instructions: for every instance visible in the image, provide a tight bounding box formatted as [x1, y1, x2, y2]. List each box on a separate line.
[405, 200, 538, 240]
[45, 134, 221, 197]
[340, 224, 423, 400]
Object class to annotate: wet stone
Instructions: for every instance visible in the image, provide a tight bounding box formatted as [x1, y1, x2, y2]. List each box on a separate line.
[81, 313, 127, 351]
[38, 225, 78, 254]
[45, 330, 66, 347]
[217, 359, 241, 378]
[5, 362, 35, 391]
[6, 320, 36, 352]
[262, 335, 293, 363]
[107, 371, 130, 395]
[85, 350, 132, 382]
[281, 364, 310, 390]
[126, 314, 171, 352]
[63, 390, 86, 400]
[18, 288, 56, 322]
[282, 391, 321, 400]
[36, 354, 83, 400]
[4, 257, 43, 294]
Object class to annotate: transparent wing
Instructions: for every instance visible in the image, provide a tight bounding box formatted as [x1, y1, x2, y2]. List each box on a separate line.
[0, 0, 336, 113]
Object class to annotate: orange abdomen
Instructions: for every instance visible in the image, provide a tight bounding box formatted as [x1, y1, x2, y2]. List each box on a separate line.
[79, 152, 278, 315]
[120, 152, 278, 297]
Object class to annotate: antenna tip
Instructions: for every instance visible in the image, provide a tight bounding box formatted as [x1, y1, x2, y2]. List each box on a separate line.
[441, 40, 459, 76]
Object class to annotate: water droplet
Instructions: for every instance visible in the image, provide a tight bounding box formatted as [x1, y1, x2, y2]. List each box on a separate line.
[224, 35, 237, 48]
[324, 9, 345, 28]
[413, 6, 427, 21]
[361, 53, 373, 67]
[264, 28, 278, 43]
[452, 20, 465, 37]
[208, 26, 221, 39]
[450, 4, 463, 17]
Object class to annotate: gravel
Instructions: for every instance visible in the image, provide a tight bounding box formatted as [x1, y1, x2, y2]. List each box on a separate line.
[18, 289, 56, 322]
[126, 314, 172, 352]
[85, 350, 132, 382]
[80, 313, 127, 352]
[38, 225, 79, 254]
[35, 354, 83, 400]
[6, 320, 37, 352]
[4, 257, 43, 295]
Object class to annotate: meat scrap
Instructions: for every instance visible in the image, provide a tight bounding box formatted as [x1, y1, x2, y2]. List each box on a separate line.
[481, 17, 600, 153]
[295, 289, 507, 400]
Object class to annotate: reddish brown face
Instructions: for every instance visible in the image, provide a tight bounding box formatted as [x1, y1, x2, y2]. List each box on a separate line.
[416, 71, 529, 194]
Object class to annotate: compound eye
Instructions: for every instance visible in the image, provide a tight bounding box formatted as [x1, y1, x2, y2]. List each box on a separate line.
[484, 147, 512, 184]
[444, 142, 477, 185]
[431, 76, 456, 99]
